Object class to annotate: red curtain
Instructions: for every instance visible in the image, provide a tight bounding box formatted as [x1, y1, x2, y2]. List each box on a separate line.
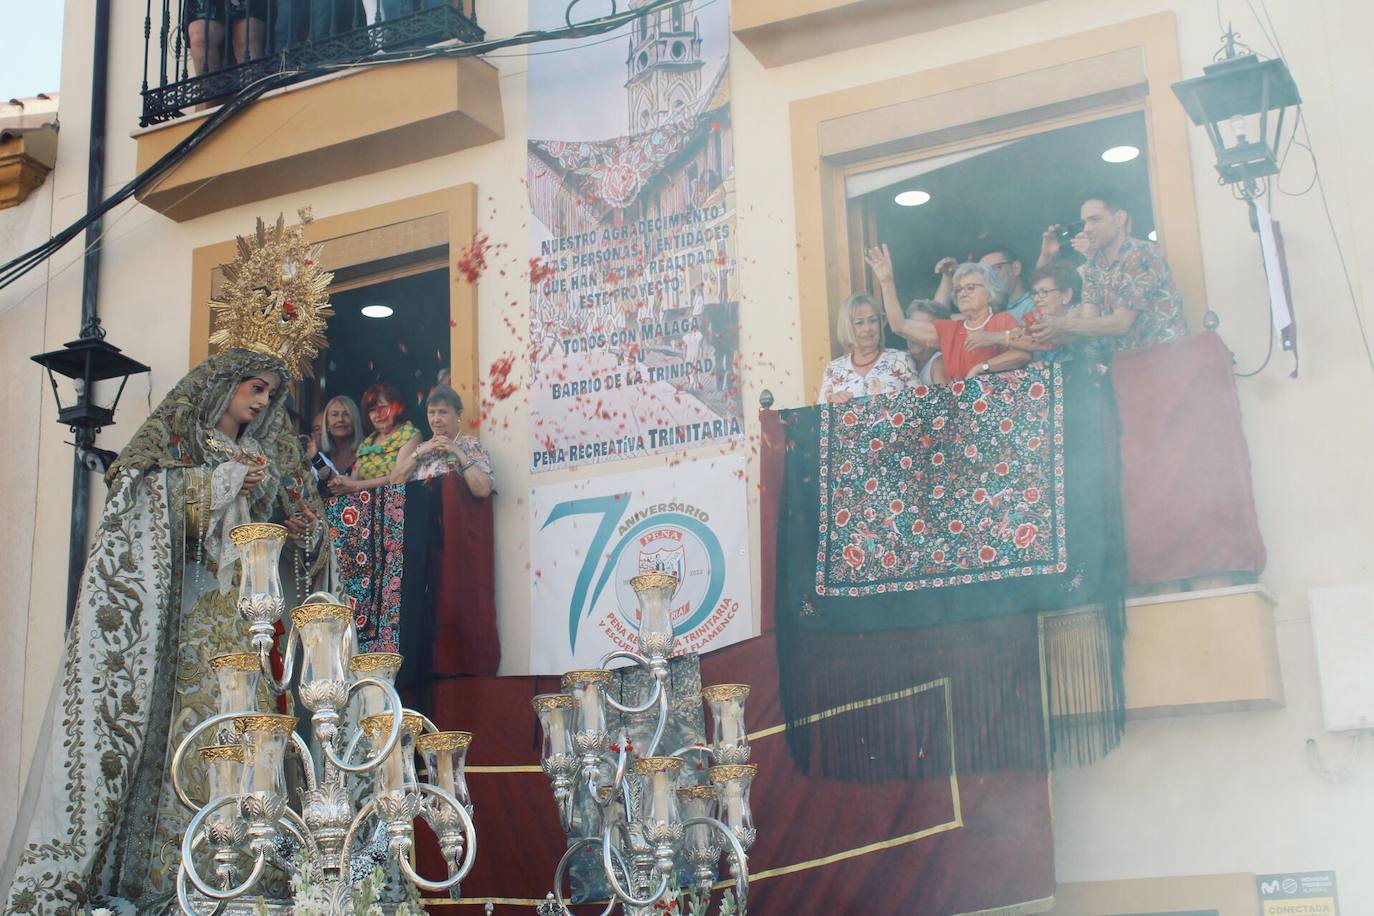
[1114, 332, 1266, 584]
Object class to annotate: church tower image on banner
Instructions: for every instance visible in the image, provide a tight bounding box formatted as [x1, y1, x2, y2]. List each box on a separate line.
[626, 0, 705, 132]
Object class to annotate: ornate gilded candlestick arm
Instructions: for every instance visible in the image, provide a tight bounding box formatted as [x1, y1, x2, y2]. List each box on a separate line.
[179, 796, 270, 901]
[600, 826, 672, 911]
[256, 628, 298, 696]
[171, 712, 255, 812]
[682, 816, 750, 903]
[318, 677, 404, 774]
[392, 783, 478, 892]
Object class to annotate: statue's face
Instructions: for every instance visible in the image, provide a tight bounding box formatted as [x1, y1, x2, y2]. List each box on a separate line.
[225, 372, 280, 428]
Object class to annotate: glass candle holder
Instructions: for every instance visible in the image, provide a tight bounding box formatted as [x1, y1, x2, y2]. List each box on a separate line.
[200, 743, 246, 847]
[361, 711, 424, 796]
[677, 784, 721, 871]
[634, 756, 684, 845]
[533, 693, 576, 773]
[230, 524, 287, 646]
[209, 653, 262, 741]
[290, 603, 354, 726]
[561, 670, 613, 758]
[349, 652, 404, 718]
[233, 714, 295, 827]
[417, 731, 473, 809]
[702, 684, 751, 765]
[708, 764, 757, 851]
[629, 573, 678, 660]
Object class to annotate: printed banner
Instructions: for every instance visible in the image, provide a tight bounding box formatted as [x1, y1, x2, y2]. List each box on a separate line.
[526, 0, 742, 472]
[528, 455, 753, 674]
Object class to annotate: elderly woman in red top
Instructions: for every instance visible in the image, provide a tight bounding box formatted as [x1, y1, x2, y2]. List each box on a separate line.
[866, 244, 1029, 381]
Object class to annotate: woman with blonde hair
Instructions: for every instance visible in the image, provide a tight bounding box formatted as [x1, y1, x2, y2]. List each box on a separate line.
[816, 292, 918, 404]
[306, 394, 361, 488]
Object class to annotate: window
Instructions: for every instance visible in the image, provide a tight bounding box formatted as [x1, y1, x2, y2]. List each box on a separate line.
[787, 13, 1208, 394]
[856, 111, 1155, 349]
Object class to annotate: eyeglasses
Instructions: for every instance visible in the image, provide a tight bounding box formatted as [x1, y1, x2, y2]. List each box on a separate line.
[983, 260, 1012, 271]
[1031, 287, 1061, 299]
[954, 283, 986, 296]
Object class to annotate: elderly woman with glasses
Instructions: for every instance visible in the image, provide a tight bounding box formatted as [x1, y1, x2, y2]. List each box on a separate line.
[389, 385, 494, 497]
[816, 291, 919, 404]
[867, 244, 1029, 381]
[962, 263, 1104, 364]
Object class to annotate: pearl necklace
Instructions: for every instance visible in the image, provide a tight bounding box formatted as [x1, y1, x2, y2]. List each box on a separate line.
[962, 313, 993, 331]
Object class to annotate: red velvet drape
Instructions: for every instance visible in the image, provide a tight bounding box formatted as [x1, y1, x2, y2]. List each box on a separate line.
[432, 473, 500, 676]
[1114, 331, 1267, 584]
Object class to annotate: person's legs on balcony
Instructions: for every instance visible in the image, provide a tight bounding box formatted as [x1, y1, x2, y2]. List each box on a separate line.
[229, 2, 268, 63]
[184, 0, 227, 75]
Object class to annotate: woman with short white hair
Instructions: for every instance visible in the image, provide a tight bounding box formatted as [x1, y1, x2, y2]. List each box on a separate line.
[816, 292, 918, 404]
[867, 247, 1029, 381]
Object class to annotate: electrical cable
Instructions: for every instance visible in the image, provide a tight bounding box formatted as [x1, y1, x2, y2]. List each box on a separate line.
[0, 0, 690, 293]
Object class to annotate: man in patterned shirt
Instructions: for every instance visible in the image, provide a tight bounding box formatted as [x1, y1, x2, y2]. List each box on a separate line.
[1031, 188, 1188, 352]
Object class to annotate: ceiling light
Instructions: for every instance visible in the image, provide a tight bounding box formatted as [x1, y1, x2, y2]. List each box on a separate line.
[1101, 145, 1140, 163]
[361, 304, 394, 319]
[894, 190, 931, 207]
[1148, 229, 1158, 242]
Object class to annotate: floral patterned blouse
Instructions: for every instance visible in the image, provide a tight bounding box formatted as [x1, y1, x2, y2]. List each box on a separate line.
[817, 349, 918, 404]
[411, 434, 495, 484]
[354, 421, 419, 479]
[1081, 235, 1188, 351]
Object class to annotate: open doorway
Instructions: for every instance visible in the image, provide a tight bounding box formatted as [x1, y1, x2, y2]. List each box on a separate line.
[851, 111, 1156, 348]
[302, 267, 453, 439]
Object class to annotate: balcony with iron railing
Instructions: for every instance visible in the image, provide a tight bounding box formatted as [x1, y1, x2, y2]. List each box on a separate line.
[131, 0, 503, 220]
[140, 0, 483, 126]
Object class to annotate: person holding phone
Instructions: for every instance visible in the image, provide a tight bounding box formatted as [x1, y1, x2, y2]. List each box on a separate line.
[1033, 188, 1187, 352]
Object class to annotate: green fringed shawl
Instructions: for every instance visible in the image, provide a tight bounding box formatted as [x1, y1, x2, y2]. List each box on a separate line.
[774, 362, 1126, 780]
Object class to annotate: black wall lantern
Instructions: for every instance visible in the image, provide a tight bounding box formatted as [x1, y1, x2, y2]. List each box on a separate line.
[32, 317, 150, 627]
[31, 317, 150, 462]
[1171, 31, 1301, 191]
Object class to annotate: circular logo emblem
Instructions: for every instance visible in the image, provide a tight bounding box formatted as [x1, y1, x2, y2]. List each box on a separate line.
[611, 523, 711, 635]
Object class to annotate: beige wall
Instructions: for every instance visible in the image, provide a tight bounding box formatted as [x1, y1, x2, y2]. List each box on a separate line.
[0, 165, 52, 854]
[11, 0, 1374, 907]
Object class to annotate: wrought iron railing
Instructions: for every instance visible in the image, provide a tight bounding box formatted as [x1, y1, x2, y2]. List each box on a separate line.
[140, 0, 483, 126]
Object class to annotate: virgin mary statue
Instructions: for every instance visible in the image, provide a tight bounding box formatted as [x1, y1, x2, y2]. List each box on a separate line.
[2, 214, 333, 914]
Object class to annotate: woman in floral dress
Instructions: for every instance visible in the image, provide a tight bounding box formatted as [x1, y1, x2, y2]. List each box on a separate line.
[329, 382, 419, 495]
[816, 292, 918, 404]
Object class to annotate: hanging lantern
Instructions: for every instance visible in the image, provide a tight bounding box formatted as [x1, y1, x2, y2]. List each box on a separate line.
[31, 322, 149, 442]
[1171, 36, 1301, 186]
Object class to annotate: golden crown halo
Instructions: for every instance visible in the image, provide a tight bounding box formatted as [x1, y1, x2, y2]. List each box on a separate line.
[209, 209, 334, 379]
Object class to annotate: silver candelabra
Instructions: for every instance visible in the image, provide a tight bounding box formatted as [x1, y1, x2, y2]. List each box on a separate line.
[534, 573, 757, 915]
[170, 522, 477, 914]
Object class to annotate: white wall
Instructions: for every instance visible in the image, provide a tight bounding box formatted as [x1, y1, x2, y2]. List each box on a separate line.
[0, 168, 54, 853]
[11, 0, 1374, 905]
